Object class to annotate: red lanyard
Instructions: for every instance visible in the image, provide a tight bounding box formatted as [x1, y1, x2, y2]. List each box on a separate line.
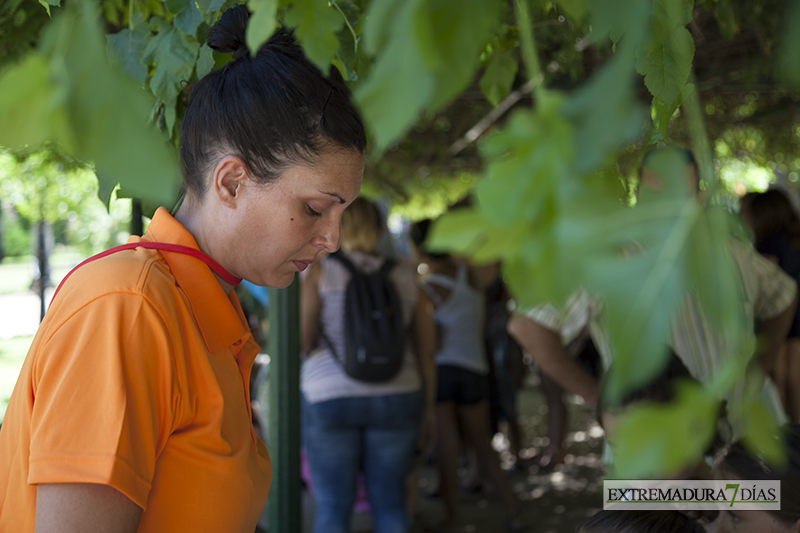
[52, 242, 242, 301]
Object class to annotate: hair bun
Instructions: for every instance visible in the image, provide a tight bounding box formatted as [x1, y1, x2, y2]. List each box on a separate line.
[207, 5, 249, 54]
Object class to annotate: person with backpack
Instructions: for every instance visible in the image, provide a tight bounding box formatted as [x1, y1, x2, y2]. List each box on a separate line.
[0, 7, 366, 532]
[300, 197, 437, 533]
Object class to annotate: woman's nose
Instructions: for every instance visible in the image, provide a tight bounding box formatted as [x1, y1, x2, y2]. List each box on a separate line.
[314, 218, 340, 253]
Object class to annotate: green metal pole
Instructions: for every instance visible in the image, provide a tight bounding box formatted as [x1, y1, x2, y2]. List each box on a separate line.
[267, 277, 301, 532]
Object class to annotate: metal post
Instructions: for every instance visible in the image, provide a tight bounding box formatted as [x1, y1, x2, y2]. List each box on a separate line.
[267, 276, 301, 532]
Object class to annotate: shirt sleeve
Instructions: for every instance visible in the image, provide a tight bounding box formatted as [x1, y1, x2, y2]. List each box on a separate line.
[739, 241, 798, 321]
[28, 292, 177, 510]
[521, 288, 594, 345]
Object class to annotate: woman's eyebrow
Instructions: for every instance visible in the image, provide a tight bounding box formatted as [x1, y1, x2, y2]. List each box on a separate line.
[319, 191, 346, 204]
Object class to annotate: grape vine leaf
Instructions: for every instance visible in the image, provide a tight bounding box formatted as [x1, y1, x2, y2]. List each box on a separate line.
[589, 0, 649, 45]
[356, 0, 436, 150]
[164, 0, 204, 38]
[30, 1, 179, 206]
[611, 381, 719, 479]
[0, 55, 72, 151]
[778, 0, 800, 89]
[651, 82, 693, 140]
[246, 0, 279, 55]
[38, 0, 59, 17]
[283, 0, 343, 74]
[639, 26, 695, 109]
[196, 42, 215, 80]
[196, 0, 227, 18]
[556, 0, 587, 23]
[741, 399, 788, 468]
[479, 45, 518, 107]
[106, 14, 150, 86]
[142, 17, 200, 105]
[426, 0, 503, 111]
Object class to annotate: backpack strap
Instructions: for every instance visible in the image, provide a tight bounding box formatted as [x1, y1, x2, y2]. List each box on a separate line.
[52, 242, 242, 302]
[318, 252, 355, 364]
[317, 253, 398, 366]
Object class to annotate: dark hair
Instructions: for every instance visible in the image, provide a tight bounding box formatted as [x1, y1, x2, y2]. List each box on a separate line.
[410, 219, 449, 260]
[747, 189, 800, 247]
[579, 510, 705, 533]
[717, 424, 800, 525]
[179, 5, 366, 200]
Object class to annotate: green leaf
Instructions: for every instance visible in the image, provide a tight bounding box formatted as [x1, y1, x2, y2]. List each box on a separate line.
[106, 18, 151, 86]
[740, 400, 787, 468]
[196, 42, 215, 80]
[0, 54, 73, 151]
[356, 0, 436, 150]
[582, 149, 697, 400]
[639, 26, 695, 108]
[651, 82, 693, 140]
[164, 0, 204, 37]
[686, 207, 747, 335]
[197, 0, 227, 17]
[612, 381, 719, 478]
[426, 209, 489, 256]
[588, 0, 649, 44]
[362, 0, 406, 56]
[334, 22, 357, 81]
[284, 0, 343, 74]
[142, 17, 200, 104]
[556, 0, 587, 22]
[426, 0, 503, 110]
[35, 1, 180, 206]
[95, 170, 117, 210]
[562, 50, 647, 174]
[38, 0, 59, 17]
[480, 46, 518, 107]
[778, 0, 800, 89]
[477, 98, 573, 226]
[246, 0, 279, 55]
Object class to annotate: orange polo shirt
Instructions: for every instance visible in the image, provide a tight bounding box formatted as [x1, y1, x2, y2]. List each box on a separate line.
[0, 208, 271, 532]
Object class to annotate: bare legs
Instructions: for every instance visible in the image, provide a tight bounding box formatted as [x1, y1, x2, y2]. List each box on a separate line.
[435, 400, 520, 530]
[538, 372, 567, 469]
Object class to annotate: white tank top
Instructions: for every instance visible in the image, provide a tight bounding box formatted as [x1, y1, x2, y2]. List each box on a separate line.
[424, 263, 489, 375]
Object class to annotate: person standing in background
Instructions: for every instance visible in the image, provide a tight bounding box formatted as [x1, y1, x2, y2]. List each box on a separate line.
[300, 198, 437, 533]
[743, 188, 800, 423]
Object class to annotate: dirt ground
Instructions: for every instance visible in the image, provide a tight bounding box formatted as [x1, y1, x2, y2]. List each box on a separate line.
[407, 377, 606, 533]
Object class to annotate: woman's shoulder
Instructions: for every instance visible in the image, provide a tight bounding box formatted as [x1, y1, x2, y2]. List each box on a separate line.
[51, 248, 177, 317]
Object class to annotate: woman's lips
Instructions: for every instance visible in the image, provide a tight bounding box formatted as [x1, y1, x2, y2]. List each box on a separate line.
[292, 260, 311, 272]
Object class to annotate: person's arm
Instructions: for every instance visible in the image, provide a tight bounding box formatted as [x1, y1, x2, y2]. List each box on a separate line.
[755, 289, 798, 374]
[299, 261, 323, 355]
[412, 288, 438, 450]
[36, 483, 142, 533]
[507, 314, 600, 408]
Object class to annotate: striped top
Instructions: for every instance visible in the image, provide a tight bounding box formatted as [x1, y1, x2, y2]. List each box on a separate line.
[523, 240, 796, 434]
[300, 251, 422, 404]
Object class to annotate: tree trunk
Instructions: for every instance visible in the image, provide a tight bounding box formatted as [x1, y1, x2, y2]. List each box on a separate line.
[130, 198, 144, 237]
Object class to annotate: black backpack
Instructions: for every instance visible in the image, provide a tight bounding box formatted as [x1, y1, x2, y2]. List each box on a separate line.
[321, 252, 406, 382]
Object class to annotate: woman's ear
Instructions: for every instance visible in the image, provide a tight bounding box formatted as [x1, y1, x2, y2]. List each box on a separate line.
[212, 155, 249, 207]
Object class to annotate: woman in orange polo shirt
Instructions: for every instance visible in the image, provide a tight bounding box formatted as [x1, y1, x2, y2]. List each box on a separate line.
[0, 6, 365, 532]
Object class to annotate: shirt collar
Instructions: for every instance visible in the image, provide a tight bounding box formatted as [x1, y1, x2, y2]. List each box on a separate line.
[131, 207, 251, 353]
